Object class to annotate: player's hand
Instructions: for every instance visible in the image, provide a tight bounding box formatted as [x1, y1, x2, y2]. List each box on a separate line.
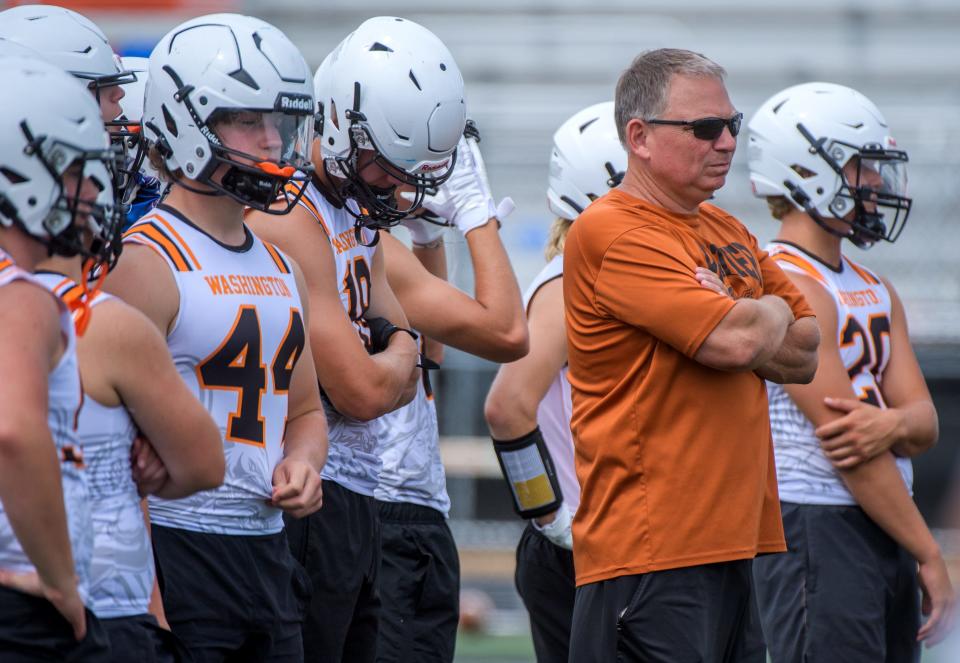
[816, 398, 904, 468]
[917, 552, 955, 646]
[695, 267, 732, 298]
[399, 215, 445, 248]
[532, 503, 573, 550]
[0, 569, 87, 640]
[131, 435, 169, 497]
[270, 458, 323, 518]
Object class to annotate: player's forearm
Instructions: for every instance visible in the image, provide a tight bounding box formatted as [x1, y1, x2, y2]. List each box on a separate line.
[484, 382, 539, 440]
[0, 434, 77, 592]
[890, 401, 938, 458]
[282, 409, 328, 472]
[464, 222, 528, 361]
[410, 242, 447, 364]
[753, 315, 819, 384]
[838, 451, 941, 563]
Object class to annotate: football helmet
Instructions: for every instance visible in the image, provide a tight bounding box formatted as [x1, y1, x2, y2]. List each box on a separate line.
[0, 55, 121, 264]
[314, 16, 466, 229]
[748, 82, 911, 249]
[0, 5, 135, 98]
[143, 13, 315, 212]
[547, 101, 627, 220]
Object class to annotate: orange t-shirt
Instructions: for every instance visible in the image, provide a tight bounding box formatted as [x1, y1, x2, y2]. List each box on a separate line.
[563, 189, 814, 586]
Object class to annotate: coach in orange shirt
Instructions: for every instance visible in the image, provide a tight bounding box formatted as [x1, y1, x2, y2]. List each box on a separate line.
[564, 49, 820, 662]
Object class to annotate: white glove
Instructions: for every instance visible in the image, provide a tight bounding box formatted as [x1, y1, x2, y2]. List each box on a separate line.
[417, 133, 514, 236]
[532, 502, 573, 550]
[399, 215, 446, 247]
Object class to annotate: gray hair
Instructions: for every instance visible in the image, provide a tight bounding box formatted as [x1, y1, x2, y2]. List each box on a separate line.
[615, 49, 726, 146]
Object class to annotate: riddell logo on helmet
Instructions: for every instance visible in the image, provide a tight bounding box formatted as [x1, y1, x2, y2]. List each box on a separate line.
[420, 160, 449, 173]
[275, 93, 313, 114]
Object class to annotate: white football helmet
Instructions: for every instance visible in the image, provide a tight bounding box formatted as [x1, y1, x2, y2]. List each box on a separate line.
[0, 5, 134, 94]
[314, 16, 466, 228]
[143, 13, 315, 212]
[0, 55, 120, 262]
[547, 101, 627, 220]
[748, 82, 911, 249]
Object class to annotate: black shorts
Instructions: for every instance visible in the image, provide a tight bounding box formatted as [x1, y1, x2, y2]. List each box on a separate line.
[100, 613, 188, 663]
[284, 480, 380, 663]
[0, 585, 109, 662]
[569, 559, 765, 663]
[375, 500, 460, 663]
[753, 502, 921, 663]
[152, 525, 310, 663]
[514, 523, 575, 663]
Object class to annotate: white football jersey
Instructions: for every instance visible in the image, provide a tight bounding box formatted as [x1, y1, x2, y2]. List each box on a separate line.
[765, 241, 912, 504]
[285, 178, 382, 497]
[0, 256, 91, 602]
[125, 205, 306, 535]
[524, 255, 580, 512]
[374, 341, 448, 515]
[34, 273, 151, 618]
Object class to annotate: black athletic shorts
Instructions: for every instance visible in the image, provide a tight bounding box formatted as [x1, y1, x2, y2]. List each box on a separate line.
[514, 523, 575, 663]
[753, 502, 921, 663]
[284, 479, 381, 663]
[0, 585, 109, 662]
[152, 525, 310, 663]
[568, 558, 765, 663]
[375, 500, 460, 663]
[100, 613, 187, 663]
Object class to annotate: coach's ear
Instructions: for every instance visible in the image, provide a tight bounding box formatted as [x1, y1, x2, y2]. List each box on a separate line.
[624, 117, 652, 161]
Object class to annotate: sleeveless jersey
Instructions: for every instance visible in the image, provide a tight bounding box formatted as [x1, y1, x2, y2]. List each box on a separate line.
[0, 256, 91, 602]
[125, 204, 306, 535]
[34, 273, 149, 618]
[524, 255, 580, 512]
[286, 178, 381, 496]
[374, 341, 448, 515]
[765, 240, 912, 504]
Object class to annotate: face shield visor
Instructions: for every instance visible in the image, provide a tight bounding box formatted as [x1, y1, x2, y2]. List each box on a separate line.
[202, 108, 315, 213]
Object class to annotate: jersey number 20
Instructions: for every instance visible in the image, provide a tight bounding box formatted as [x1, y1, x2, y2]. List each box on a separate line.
[197, 305, 305, 446]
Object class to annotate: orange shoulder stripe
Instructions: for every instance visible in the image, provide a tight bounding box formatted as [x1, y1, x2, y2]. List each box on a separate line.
[124, 224, 192, 272]
[285, 182, 332, 237]
[844, 257, 880, 285]
[772, 252, 828, 286]
[263, 242, 291, 275]
[0, 259, 12, 272]
[149, 214, 202, 270]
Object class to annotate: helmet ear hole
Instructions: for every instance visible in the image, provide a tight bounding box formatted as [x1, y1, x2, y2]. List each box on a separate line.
[0, 167, 28, 185]
[790, 164, 816, 179]
[162, 105, 178, 138]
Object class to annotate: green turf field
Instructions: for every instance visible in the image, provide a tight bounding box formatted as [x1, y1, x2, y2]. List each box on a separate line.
[453, 631, 958, 663]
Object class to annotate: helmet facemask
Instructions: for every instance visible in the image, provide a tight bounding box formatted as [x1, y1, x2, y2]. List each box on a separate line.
[320, 86, 457, 232]
[791, 123, 912, 249]
[17, 119, 123, 267]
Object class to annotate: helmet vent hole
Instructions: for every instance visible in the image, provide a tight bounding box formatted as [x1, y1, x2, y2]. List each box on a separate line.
[369, 42, 393, 53]
[229, 68, 260, 91]
[0, 167, 27, 184]
[578, 118, 599, 133]
[790, 164, 817, 179]
[27, 196, 36, 206]
[772, 99, 788, 114]
[817, 187, 824, 194]
[162, 104, 179, 137]
[440, 63, 447, 71]
[408, 70, 421, 91]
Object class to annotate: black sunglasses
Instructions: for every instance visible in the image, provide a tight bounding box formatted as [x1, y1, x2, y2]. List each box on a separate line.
[645, 112, 743, 141]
